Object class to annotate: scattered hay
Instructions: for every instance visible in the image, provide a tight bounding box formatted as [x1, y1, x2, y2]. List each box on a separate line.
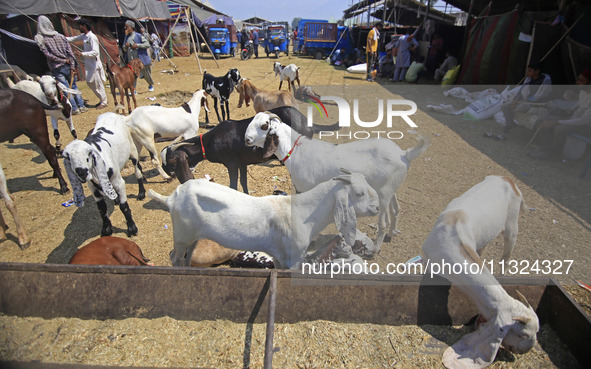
[0, 315, 580, 368]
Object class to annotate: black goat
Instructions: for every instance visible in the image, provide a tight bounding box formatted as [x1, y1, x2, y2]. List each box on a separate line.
[160, 106, 338, 193]
[202, 68, 240, 124]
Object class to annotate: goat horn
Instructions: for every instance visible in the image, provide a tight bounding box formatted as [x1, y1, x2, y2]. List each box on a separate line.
[339, 168, 352, 175]
[169, 142, 194, 152]
[515, 290, 532, 308]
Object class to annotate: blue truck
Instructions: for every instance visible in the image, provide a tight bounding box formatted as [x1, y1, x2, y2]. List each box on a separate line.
[294, 19, 328, 55]
[298, 22, 352, 59]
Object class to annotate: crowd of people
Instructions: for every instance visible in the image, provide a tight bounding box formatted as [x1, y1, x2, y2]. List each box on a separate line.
[34, 16, 163, 113]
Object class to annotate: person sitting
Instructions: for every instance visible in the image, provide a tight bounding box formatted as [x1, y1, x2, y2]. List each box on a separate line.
[331, 48, 346, 66]
[378, 48, 395, 78]
[434, 50, 458, 82]
[527, 68, 591, 160]
[406, 56, 426, 83]
[501, 60, 552, 133]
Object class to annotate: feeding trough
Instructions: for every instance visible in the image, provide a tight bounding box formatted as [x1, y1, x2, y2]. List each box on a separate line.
[0, 263, 588, 368]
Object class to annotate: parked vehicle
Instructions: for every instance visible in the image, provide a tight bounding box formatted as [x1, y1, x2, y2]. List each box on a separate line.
[294, 19, 328, 55]
[264, 22, 289, 58]
[302, 23, 352, 59]
[208, 27, 237, 58]
[203, 16, 238, 59]
[241, 40, 254, 60]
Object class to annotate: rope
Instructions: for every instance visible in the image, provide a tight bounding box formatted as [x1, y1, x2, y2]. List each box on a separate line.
[0, 52, 22, 82]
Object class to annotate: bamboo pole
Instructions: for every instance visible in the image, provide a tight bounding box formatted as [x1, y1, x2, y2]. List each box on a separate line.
[263, 270, 278, 369]
[192, 18, 221, 68]
[185, 7, 203, 74]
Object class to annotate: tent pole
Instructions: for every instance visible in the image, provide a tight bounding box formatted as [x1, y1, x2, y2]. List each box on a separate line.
[192, 19, 220, 68]
[517, 13, 584, 85]
[185, 8, 203, 75]
[160, 14, 182, 69]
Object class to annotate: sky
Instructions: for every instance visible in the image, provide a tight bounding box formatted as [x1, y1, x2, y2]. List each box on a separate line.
[210, 0, 349, 24]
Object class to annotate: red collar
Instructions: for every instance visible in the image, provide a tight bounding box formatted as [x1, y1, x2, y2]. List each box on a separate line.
[127, 64, 134, 75]
[281, 135, 303, 163]
[200, 134, 206, 160]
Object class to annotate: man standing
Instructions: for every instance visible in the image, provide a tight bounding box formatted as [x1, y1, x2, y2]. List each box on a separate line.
[66, 18, 107, 109]
[252, 28, 259, 58]
[122, 20, 154, 92]
[35, 15, 86, 114]
[366, 22, 382, 82]
[393, 29, 419, 82]
[150, 32, 162, 62]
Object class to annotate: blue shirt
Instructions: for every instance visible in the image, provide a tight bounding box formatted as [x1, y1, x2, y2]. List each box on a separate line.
[252, 30, 259, 45]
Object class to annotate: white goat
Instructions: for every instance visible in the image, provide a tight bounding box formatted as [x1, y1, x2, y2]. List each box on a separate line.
[6, 75, 80, 152]
[0, 162, 30, 249]
[63, 112, 146, 237]
[244, 112, 430, 252]
[124, 89, 209, 181]
[273, 62, 301, 92]
[148, 170, 379, 268]
[421, 175, 538, 369]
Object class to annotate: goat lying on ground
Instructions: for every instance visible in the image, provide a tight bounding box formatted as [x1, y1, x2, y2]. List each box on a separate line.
[202, 68, 241, 123]
[421, 175, 537, 369]
[160, 106, 324, 193]
[236, 78, 295, 113]
[63, 112, 146, 237]
[0, 89, 69, 194]
[106, 59, 144, 115]
[0, 162, 30, 250]
[148, 169, 379, 268]
[69, 236, 152, 265]
[7, 75, 79, 153]
[273, 62, 301, 92]
[245, 112, 430, 252]
[125, 89, 209, 181]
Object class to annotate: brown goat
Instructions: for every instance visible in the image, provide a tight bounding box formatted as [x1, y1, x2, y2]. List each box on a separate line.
[0, 162, 30, 250]
[69, 236, 152, 265]
[0, 89, 69, 194]
[105, 59, 144, 115]
[236, 78, 295, 113]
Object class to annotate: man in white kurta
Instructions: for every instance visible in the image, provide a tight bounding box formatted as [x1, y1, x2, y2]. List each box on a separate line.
[393, 32, 419, 82]
[67, 18, 108, 108]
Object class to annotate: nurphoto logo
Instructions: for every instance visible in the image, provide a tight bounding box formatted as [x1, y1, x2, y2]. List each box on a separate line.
[306, 95, 418, 140]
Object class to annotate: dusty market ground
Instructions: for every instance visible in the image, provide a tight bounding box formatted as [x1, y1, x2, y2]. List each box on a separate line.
[0, 52, 590, 367]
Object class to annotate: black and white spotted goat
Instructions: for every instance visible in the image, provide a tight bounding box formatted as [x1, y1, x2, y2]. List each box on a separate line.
[202, 68, 240, 123]
[62, 112, 146, 237]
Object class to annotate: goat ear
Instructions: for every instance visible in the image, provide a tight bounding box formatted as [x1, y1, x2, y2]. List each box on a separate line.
[513, 316, 531, 325]
[90, 149, 117, 200]
[262, 132, 279, 159]
[63, 157, 86, 207]
[201, 96, 210, 113]
[443, 319, 508, 369]
[57, 81, 81, 95]
[334, 189, 356, 247]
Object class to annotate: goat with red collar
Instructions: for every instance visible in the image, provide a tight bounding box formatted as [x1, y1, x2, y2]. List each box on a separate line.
[202, 68, 241, 124]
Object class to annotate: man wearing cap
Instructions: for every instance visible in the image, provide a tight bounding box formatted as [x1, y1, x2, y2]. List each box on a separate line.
[66, 18, 108, 109]
[122, 20, 155, 92]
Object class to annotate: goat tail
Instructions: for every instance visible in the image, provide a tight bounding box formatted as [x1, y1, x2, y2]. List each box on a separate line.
[147, 189, 169, 207]
[404, 134, 431, 162]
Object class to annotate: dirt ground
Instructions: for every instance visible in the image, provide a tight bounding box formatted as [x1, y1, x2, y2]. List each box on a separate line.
[1, 52, 590, 366]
